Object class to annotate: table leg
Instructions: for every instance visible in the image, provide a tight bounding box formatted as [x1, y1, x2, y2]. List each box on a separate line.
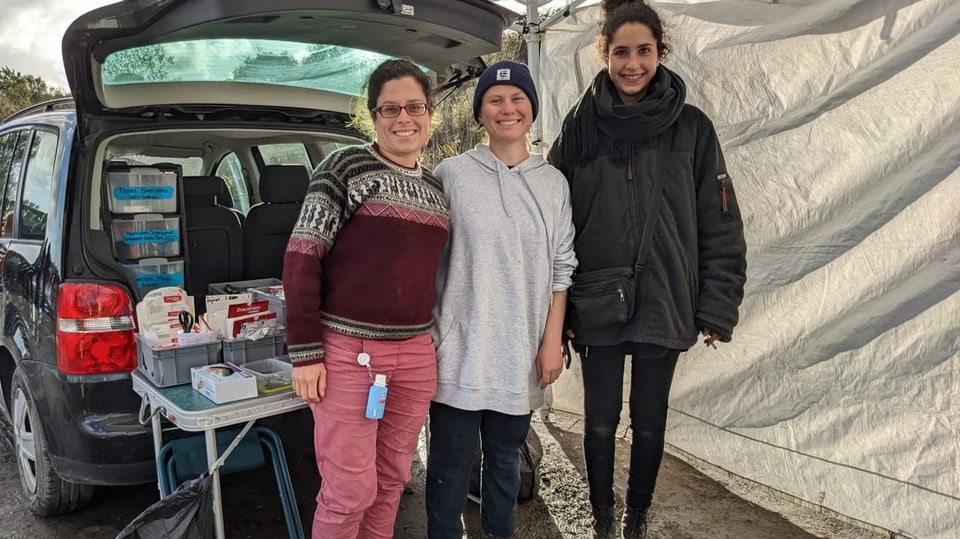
[151, 410, 163, 497]
[206, 429, 226, 539]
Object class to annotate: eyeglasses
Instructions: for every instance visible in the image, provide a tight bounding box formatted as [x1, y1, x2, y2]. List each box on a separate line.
[370, 103, 430, 118]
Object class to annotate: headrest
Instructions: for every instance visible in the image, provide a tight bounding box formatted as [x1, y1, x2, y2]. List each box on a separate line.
[259, 165, 309, 204]
[184, 176, 233, 207]
[216, 181, 235, 208]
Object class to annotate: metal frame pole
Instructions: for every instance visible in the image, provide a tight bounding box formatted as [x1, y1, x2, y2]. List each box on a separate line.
[526, 2, 544, 154]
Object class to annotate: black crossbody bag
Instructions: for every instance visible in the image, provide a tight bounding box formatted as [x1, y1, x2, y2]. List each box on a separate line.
[568, 157, 665, 339]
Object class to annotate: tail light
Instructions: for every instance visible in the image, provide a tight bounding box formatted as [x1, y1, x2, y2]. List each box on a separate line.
[57, 283, 137, 375]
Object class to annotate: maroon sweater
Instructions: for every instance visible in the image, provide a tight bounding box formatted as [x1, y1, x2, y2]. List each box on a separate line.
[283, 145, 450, 366]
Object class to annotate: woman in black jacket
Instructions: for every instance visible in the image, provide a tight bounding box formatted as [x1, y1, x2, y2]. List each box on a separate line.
[548, 1, 747, 537]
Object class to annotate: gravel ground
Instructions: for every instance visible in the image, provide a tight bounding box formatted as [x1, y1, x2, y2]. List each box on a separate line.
[0, 408, 887, 539]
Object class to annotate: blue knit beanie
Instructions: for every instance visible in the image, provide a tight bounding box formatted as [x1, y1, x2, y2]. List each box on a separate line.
[472, 60, 539, 122]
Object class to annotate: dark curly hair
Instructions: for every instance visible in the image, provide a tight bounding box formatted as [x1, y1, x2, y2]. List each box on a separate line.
[596, 0, 672, 62]
[365, 59, 434, 120]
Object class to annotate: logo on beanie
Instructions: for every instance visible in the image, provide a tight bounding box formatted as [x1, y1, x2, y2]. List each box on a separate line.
[496, 69, 511, 81]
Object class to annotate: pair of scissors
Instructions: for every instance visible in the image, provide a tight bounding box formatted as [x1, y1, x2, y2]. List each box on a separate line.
[178, 310, 195, 333]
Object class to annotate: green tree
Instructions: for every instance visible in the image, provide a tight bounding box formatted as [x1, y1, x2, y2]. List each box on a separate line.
[0, 67, 69, 120]
[231, 47, 299, 82]
[101, 45, 174, 83]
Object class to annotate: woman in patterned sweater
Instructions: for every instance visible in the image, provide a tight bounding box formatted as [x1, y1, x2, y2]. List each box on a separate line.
[282, 59, 448, 539]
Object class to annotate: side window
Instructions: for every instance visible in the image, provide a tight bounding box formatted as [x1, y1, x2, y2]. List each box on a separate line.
[20, 130, 58, 240]
[1, 132, 29, 238]
[214, 153, 250, 213]
[0, 132, 16, 211]
[259, 143, 311, 169]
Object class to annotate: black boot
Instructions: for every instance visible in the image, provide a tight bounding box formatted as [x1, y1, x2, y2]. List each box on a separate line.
[591, 504, 618, 539]
[621, 506, 648, 539]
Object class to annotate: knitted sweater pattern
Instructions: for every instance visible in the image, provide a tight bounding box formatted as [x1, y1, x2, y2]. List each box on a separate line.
[283, 145, 450, 366]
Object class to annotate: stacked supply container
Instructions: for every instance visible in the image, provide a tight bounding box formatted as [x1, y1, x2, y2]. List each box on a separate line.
[208, 278, 288, 365]
[104, 163, 188, 296]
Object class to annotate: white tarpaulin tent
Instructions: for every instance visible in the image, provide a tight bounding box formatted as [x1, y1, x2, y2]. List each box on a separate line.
[534, 1, 960, 537]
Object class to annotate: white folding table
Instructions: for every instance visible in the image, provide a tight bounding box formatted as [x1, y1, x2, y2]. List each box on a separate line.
[132, 370, 308, 539]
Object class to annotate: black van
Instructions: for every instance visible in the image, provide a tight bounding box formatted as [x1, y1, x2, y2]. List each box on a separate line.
[0, 0, 512, 515]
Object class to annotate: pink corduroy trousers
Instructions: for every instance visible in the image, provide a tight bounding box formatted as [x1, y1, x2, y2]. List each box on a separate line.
[309, 328, 436, 539]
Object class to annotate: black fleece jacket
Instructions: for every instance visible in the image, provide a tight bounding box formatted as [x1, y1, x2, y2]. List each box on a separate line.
[548, 67, 747, 350]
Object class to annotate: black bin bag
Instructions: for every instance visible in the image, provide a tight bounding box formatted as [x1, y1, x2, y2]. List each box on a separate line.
[115, 474, 215, 539]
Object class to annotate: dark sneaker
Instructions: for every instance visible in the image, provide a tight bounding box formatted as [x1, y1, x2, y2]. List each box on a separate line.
[622, 506, 648, 539]
[591, 504, 618, 539]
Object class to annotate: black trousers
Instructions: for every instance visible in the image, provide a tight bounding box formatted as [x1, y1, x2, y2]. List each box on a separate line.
[580, 342, 681, 510]
[426, 402, 533, 538]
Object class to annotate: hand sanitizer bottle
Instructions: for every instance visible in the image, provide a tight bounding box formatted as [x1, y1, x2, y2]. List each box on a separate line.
[365, 374, 388, 420]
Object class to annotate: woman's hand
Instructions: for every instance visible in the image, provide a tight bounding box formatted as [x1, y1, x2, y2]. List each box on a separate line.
[293, 363, 327, 403]
[540, 291, 568, 387]
[537, 342, 564, 389]
[701, 329, 721, 349]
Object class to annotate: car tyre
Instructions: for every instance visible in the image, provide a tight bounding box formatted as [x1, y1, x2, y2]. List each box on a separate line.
[11, 370, 95, 516]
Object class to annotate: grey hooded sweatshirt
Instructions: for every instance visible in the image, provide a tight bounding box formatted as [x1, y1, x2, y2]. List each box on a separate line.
[433, 144, 577, 415]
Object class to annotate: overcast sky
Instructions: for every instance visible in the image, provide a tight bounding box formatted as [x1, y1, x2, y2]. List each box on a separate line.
[0, 0, 111, 89]
[0, 0, 571, 90]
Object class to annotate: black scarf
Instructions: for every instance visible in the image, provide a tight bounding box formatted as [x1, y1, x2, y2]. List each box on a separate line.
[552, 64, 686, 169]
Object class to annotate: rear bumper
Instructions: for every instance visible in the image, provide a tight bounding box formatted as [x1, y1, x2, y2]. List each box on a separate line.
[50, 451, 156, 486]
[22, 361, 157, 485]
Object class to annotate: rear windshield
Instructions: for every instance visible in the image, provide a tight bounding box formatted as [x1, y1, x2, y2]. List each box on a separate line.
[101, 39, 423, 97]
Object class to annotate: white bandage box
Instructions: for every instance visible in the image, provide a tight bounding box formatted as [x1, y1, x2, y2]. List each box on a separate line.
[191, 363, 258, 404]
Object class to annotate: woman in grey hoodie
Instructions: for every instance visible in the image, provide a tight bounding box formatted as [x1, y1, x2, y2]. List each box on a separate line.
[425, 60, 578, 538]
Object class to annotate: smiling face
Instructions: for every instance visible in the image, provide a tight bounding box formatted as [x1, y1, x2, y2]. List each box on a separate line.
[373, 75, 432, 168]
[606, 22, 660, 104]
[478, 84, 533, 146]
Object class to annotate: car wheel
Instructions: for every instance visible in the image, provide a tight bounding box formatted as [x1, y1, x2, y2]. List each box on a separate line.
[11, 371, 95, 516]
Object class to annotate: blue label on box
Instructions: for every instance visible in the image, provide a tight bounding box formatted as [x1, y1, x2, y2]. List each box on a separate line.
[113, 185, 175, 201]
[135, 272, 183, 289]
[123, 229, 179, 245]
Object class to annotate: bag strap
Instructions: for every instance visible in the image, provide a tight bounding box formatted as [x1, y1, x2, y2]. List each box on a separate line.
[633, 154, 665, 275]
[208, 420, 256, 474]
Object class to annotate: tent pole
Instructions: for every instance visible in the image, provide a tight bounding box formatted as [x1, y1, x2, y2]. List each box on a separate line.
[526, 2, 544, 154]
[540, 0, 592, 32]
